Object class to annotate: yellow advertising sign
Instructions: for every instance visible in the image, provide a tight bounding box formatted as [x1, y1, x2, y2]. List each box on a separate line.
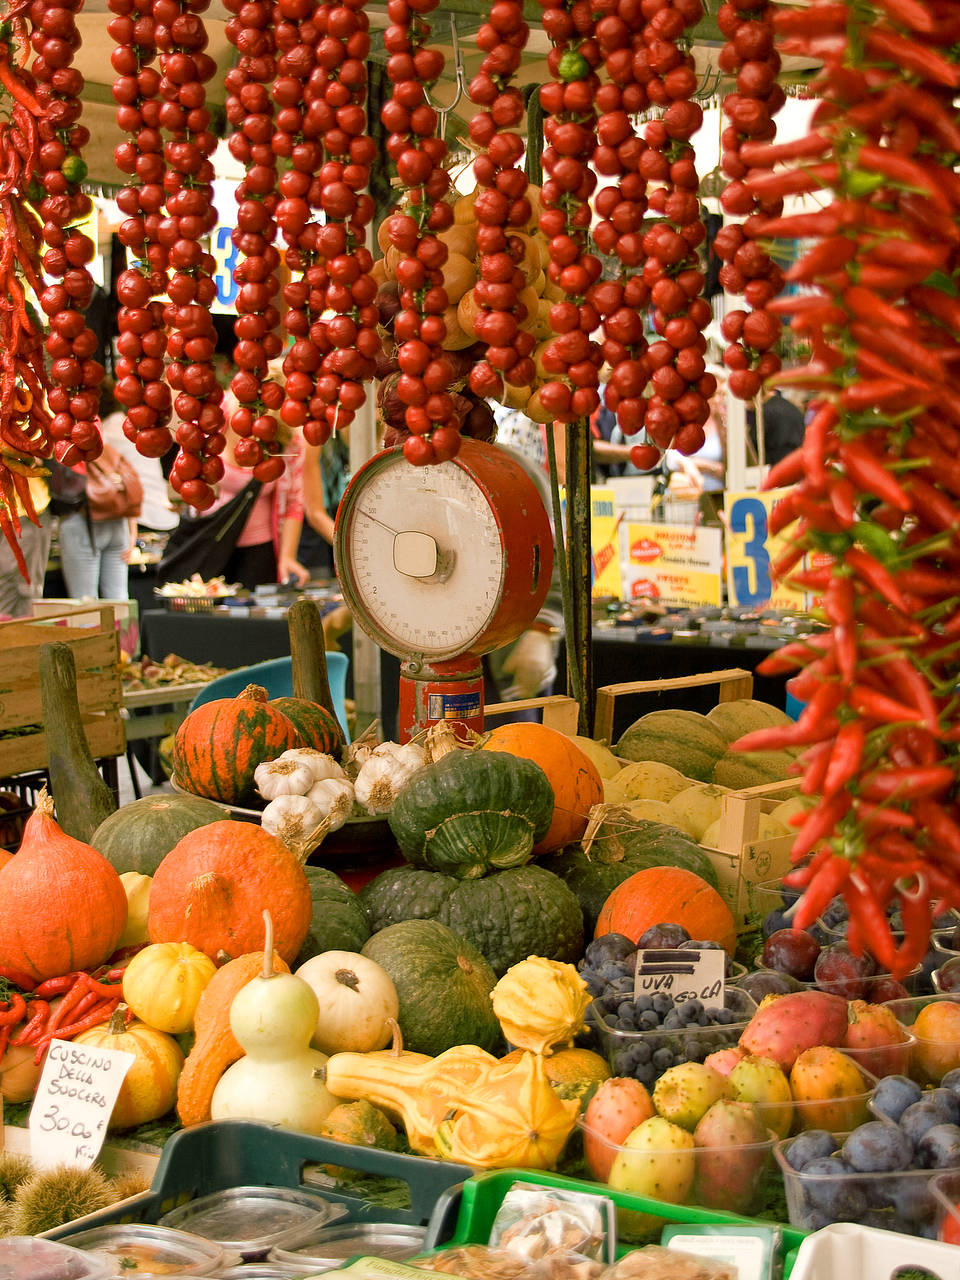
[622, 523, 723, 607]
[589, 487, 623, 600]
[725, 488, 804, 612]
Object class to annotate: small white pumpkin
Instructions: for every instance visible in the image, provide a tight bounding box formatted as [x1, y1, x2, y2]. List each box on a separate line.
[261, 793, 323, 846]
[295, 950, 400, 1054]
[255, 757, 315, 800]
[306, 776, 355, 833]
[118, 871, 152, 948]
[278, 747, 347, 783]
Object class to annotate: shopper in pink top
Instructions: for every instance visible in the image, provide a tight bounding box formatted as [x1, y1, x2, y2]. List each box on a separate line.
[201, 419, 310, 590]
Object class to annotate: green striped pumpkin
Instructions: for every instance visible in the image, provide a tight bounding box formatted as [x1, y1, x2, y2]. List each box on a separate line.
[172, 683, 299, 806]
[271, 696, 344, 754]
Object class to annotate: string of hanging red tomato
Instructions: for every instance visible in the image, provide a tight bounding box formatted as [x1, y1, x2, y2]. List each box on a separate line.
[731, 0, 960, 976]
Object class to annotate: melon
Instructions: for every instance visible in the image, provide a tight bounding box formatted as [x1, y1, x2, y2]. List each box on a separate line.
[604, 760, 691, 804]
[768, 795, 811, 829]
[615, 710, 727, 783]
[712, 749, 796, 790]
[571, 736, 622, 780]
[623, 798, 698, 838]
[706, 698, 793, 744]
[667, 784, 729, 842]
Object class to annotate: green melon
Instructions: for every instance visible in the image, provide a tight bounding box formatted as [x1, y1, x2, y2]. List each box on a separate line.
[90, 794, 229, 875]
[706, 698, 793, 745]
[361, 919, 500, 1056]
[615, 710, 727, 783]
[712, 749, 796, 790]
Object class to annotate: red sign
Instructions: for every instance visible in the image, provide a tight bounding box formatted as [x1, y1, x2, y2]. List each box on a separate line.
[630, 537, 663, 564]
[631, 578, 661, 599]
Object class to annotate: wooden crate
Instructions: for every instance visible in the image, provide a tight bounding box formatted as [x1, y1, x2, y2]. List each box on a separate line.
[0, 607, 124, 776]
[593, 667, 754, 744]
[700, 777, 800, 926]
[483, 694, 580, 736]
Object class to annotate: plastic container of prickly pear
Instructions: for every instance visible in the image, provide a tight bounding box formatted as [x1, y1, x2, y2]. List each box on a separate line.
[590, 987, 757, 1087]
[62, 1223, 225, 1277]
[775, 1134, 944, 1238]
[883, 994, 960, 1085]
[578, 1113, 778, 1221]
[752, 1054, 878, 1138]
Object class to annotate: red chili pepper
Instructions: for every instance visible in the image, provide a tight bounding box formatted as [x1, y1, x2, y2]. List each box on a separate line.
[860, 764, 956, 803]
[875, 0, 936, 32]
[33, 973, 82, 999]
[789, 566, 834, 592]
[822, 722, 866, 800]
[865, 26, 960, 89]
[915, 800, 960, 860]
[754, 209, 843, 240]
[768, 489, 803, 537]
[0, 58, 44, 114]
[83, 975, 124, 1000]
[849, 685, 928, 727]
[845, 546, 912, 611]
[858, 803, 916, 834]
[891, 877, 931, 977]
[0, 967, 37, 991]
[841, 379, 918, 413]
[845, 876, 899, 971]
[773, 4, 848, 33]
[791, 855, 851, 932]
[45, 974, 89, 1035]
[910, 287, 960, 341]
[856, 594, 927, 641]
[738, 133, 831, 170]
[790, 793, 853, 863]
[0, 992, 26, 1026]
[827, 476, 857, 528]
[756, 638, 829, 677]
[10, 999, 49, 1046]
[744, 164, 840, 201]
[850, 322, 947, 387]
[801, 403, 838, 491]
[800, 740, 834, 798]
[824, 576, 857, 685]
[786, 237, 857, 284]
[844, 285, 911, 333]
[763, 447, 804, 491]
[53, 999, 121, 1043]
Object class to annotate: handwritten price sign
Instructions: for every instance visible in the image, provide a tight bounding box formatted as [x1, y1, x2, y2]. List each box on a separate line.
[29, 1040, 134, 1169]
[633, 948, 726, 1004]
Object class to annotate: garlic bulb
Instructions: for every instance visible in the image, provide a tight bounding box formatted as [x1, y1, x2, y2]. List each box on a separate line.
[262, 793, 323, 846]
[394, 741, 427, 772]
[354, 754, 419, 815]
[306, 777, 355, 833]
[255, 757, 315, 800]
[278, 747, 346, 783]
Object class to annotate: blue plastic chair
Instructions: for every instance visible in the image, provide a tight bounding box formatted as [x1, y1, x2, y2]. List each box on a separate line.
[188, 651, 350, 741]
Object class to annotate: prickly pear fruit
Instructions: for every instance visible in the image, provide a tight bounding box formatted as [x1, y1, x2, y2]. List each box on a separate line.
[693, 1099, 772, 1214]
[583, 1077, 655, 1182]
[843, 1000, 911, 1079]
[703, 1045, 748, 1077]
[728, 1054, 794, 1138]
[911, 1002, 960, 1085]
[608, 1115, 695, 1206]
[738, 990, 848, 1071]
[653, 1062, 733, 1132]
[789, 1046, 869, 1132]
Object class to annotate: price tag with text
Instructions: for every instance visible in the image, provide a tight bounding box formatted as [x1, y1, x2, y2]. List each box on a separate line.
[633, 948, 726, 1005]
[29, 1040, 135, 1169]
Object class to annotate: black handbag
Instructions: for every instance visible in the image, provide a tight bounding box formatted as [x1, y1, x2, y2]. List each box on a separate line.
[158, 479, 262, 583]
[47, 459, 88, 517]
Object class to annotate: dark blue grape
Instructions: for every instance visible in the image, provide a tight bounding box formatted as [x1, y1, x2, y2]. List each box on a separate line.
[639, 1010, 659, 1030]
[652, 1047, 674, 1070]
[842, 1122, 913, 1173]
[635, 1063, 656, 1087]
[784, 1130, 839, 1172]
[662, 1011, 682, 1029]
[634, 1041, 652, 1064]
[634, 995, 653, 1013]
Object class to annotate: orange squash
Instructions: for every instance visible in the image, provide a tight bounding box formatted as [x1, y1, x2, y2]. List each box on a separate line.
[148, 820, 312, 965]
[595, 866, 737, 955]
[481, 724, 602, 852]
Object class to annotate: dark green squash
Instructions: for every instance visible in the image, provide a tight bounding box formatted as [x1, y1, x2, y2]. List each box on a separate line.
[90, 794, 230, 875]
[361, 919, 500, 1056]
[387, 748, 554, 879]
[357, 866, 456, 934]
[295, 866, 370, 965]
[541, 818, 720, 934]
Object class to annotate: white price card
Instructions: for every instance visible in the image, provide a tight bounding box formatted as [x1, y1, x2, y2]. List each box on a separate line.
[29, 1039, 135, 1169]
[633, 948, 726, 1005]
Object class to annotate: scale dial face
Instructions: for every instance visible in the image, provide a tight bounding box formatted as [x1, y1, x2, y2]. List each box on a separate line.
[336, 448, 507, 661]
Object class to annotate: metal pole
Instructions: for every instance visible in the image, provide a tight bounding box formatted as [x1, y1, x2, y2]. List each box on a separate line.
[566, 419, 594, 735]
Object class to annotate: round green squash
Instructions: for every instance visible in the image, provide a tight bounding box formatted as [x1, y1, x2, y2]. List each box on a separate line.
[615, 709, 727, 783]
[357, 866, 456, 934]
[90, 794, 229, 875]
[271, 696, 344, 755]
[296, 867, 370, 965]
[437, 865, 583, 977]
[361, 919, 500, 1056]
[387, 748, 554, 879]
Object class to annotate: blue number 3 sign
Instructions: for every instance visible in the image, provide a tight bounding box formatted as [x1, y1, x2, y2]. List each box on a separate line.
[214, 225, 239, 306]
[729, 495, 772, 606]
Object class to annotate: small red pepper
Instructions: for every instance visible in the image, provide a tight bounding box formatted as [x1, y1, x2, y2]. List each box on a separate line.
[790, 792, 853, 863]
[791, 855, 852, 932]
[824, 576, 857, 685]
[845, 546, 912, 612]
[849, 686, 929, 727]
[0, 992, 26, 1026]
[860, 764, 956, 804]
[845, 876, 899, 972]
[822, 722, 866, 799]
[33, 973, 82, 999]
[865, 25, 960, 89]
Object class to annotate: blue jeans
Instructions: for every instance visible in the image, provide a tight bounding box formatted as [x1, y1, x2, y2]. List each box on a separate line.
[58, 513, 129, 599]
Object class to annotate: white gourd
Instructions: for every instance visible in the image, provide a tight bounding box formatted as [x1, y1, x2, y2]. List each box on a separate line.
[353, 754, 418, 815]
[254, 757, 314, 800]
[305, 777, 355, 833]
[278, 747, 347, 783]
[295, 950, 400, 1054]
[260, 794, 323, 846]
[210, 911, 338, 1133]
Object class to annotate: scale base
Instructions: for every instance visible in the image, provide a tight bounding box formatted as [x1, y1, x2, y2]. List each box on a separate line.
[397, 658, 485, 743]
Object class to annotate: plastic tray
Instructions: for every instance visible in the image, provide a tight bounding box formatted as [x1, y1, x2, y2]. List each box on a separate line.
[421, 1168, 808, 1279]
[272, 1223, 427, 1268]
[50, 1121, 474, 1244]
[0, 1237, 111, 1280]
[65, 1222, 225, 1276]
[159, 1185, 348, 1259]
[883, 994, 960, 1084]
[789, 1221, 960, 1280]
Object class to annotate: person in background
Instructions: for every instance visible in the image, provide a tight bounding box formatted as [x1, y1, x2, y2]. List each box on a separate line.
[99, 384, 178, 537]
[58, 457, 138, 601]
[750, 387, 804, 466]
[201, 405, 310, 591]
[0, 459, 54, 618]
[299, 431, 351, 579]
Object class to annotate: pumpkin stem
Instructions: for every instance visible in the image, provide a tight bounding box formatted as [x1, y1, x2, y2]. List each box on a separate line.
[335, 968, 360, 991]
[33, 786, 55, 819]
[239, 684, 269, 702]
[457, 955, 473, 975]
[387, 1017, 403, 1056]
[109, 1004, 129, 1035]
[261, 910, 276, 980]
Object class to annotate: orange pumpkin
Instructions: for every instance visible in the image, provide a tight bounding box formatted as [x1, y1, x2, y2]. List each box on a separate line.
[148, 820, 312, 964]
[481, 724, 602, 852]
[595, 866, 737, 955]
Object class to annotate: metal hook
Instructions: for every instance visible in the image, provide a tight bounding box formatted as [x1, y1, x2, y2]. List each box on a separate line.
[692, 65, 724, 103]
[423, 14, 467, 136]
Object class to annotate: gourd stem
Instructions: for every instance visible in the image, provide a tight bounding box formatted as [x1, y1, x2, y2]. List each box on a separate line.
[109, 1005, 128, 1035]
[33, 787, 55, 818]
[387, 1017, 403, 1056]
[261, 910, 275, 980]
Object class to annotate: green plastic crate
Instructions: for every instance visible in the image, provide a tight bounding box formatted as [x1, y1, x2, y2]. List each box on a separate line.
[50, 1120, 473, 1241]
[424, 1168, 808, 1279]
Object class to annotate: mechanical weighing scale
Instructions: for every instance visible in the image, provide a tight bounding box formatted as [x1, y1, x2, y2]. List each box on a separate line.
[334, 437, 555, 741]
